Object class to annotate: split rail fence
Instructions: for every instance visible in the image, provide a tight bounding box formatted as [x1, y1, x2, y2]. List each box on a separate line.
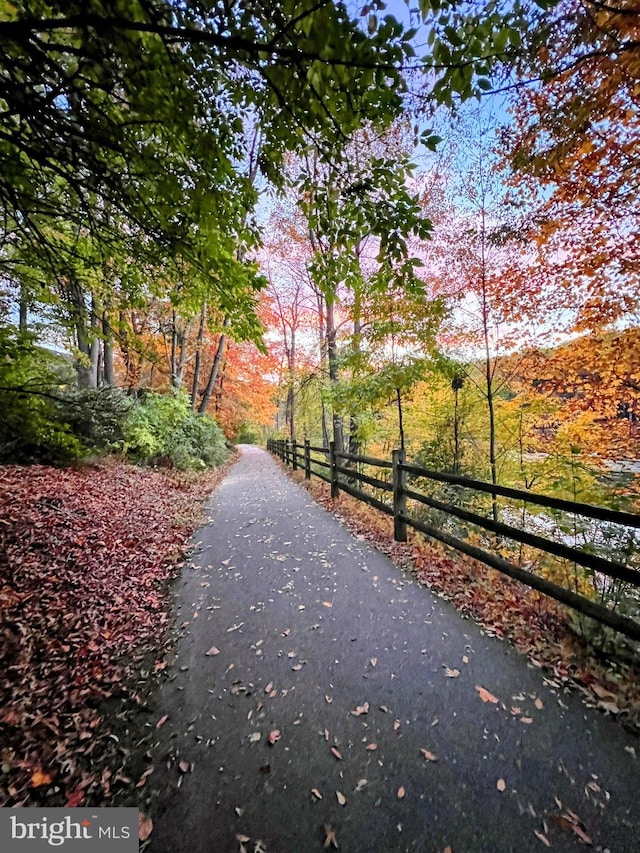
[266, 438, 640, 643]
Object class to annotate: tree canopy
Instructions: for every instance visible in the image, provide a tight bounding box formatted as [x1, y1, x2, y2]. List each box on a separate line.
[1, 0, 639, 459]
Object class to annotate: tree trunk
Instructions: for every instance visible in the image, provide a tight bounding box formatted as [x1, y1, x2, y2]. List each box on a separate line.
[102, 311, 115, 386]
[191, 301, 207, 409]
[326, 299, 344, 452]
[348, 306, 362, 459]
[321, 402, 330, 449]
[486, 372, 499, 524]
[287, 327, 296, 441]
[69, 280, 97, 389]
[396, 387, 405, 451]
[19, 286, 28, 332]
[198, 316, 230, 415]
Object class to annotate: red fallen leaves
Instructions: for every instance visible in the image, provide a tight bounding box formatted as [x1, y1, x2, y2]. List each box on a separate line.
[138, 813, 154, 842]
[0, 460, 228, 807]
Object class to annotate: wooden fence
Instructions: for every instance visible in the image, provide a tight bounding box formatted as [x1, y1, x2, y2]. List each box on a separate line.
[266, 438, 640, 643]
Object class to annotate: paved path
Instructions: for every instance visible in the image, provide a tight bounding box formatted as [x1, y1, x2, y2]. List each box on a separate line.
[147, 447, 639, 853]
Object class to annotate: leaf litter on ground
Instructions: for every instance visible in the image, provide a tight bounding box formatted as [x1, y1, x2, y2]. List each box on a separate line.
[0, 457, 235, 807]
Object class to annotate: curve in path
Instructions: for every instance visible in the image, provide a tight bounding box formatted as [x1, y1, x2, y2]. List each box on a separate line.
[148, 447, 639, 853]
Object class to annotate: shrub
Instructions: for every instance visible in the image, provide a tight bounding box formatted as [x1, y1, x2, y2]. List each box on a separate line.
[59, 386, 133, 450]
[122, 391, 228, 469]
[0, 327, 86, 464]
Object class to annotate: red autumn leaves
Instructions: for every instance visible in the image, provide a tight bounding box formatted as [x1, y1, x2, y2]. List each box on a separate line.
[0, 461, 221, 807]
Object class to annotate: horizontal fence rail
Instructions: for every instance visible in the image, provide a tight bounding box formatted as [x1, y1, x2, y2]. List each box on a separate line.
[266, 438, 640, 642]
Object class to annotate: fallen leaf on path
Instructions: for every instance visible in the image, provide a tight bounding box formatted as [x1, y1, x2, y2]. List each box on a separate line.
[268, 730, 280, 745]
[520, 717, 533, 725]
[420, 749, 438, 762]
[444, 668, 460, 678]
[355, 779, 367, 792]
[205, 646, 220, 656]
[351, 702, 369, 716]
[30, 770, 52, 788]
[156, 715, 168, 728]
[178, 761, 190, 773]
[366, 743, 377, 751]
[324, 825, 339, 848]
[227, 622, 245, 633]
[311, 788, 323, 800]
[264, 681, 273, 694]
[138, 814, 154, 842]
[287, 651, 297, 658]
[336, 790, 346, 805]
[325, 695, 333, 704]
[248, 732, 261, 743]
[534, 698, 544, 710]
[475, 685, 499, 704]
[322, 601, 333, 608]
[291, 663, 304, 671]
[370, 657, 377, 667]
[397, 786, 406, 799]
[136, 767, 155, 788]
[331, 747, 342, 760]
[571, 823, 592, 845]
[553, 811, 593, 845]
[534, 830, 551, 847]
[496, 778, 506, 792]
[394, 719, 401, 731]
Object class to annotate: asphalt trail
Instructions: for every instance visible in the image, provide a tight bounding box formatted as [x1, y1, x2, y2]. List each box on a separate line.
[147, 446, 639, 853]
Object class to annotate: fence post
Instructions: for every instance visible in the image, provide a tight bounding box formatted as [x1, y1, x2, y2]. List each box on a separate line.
[279, 439, 284, 461]
[291, 440, 298, 471]
[330, 441, 339, 499]
[304, 439, 311, 480]
[392, 448, 407, 542]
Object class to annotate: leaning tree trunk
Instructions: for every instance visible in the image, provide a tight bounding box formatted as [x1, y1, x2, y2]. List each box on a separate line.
[198, 317, 230, 415]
